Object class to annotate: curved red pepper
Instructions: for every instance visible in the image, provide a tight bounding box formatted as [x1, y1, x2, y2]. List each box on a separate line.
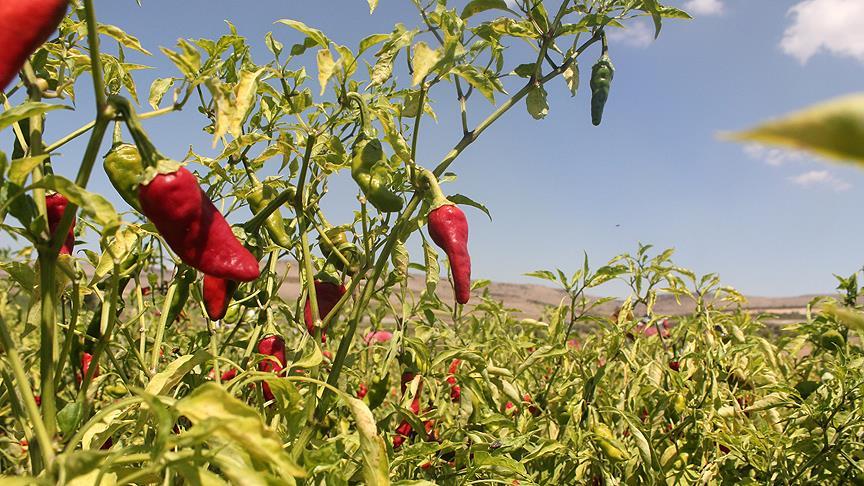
[202, 275, 238, 321]
[303, 280, 346, 342]
[257, 335, 286, 402]
[0, 0, 68, 90]
[447, 359, 461, 402]
[138, 167, 259, 282]
[428, 204, 471, 304]
[45, 193, 75, 254]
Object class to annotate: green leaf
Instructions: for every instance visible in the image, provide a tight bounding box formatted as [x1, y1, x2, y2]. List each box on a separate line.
[359, 33, 389, 55]
[98, 24, 152, 55]
[422, 239, 439, 298]
[0, 102, 68, 133]
[175, 383, 305, 479]
[411, 42, 441, 86]
[563, 60, 579, 97]
[461, 0, 510, 19]
[452, 65, 501, 105]
[148, 78, 174, 110]
[277, 19, 329, 48]
[723, 94, 864, 165]
[316, 48, 336, 95]
[368, 0, 379, 14]
[206, 68, 265, 144]
[145, 350, 210, 395]
[9, 155, 49, 186]
[345, 397, 390, 485]
[526, 84, 549, 119]
[57, 401, 83, 438]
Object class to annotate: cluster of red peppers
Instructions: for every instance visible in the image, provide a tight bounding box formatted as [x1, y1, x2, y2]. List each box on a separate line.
[0, 0, 68, 90]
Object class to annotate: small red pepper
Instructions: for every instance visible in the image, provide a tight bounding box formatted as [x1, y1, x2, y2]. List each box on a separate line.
[138, 167, 259, 282]
[669, 360, 680, 372]
[363, 330, 393, 346]
[303, 280, 346, 342]
[202, 275, 238, 321]
[45, 193, 75, 254]
[76, 351, 99, 385]
[447, 359, 461, 402]
[393, 371, 424, 449]
[524, 393, 540, 417]
[0, 0, 68, 90]
[423, 170, 471, 304]
[257, 335, 286, 402]
[357, 383, 368, 399]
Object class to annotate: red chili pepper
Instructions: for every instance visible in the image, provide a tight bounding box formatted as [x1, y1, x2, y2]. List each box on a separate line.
[363, 330, 393, 346]
[76, 352, 99, 385]
[524, 393, 540, 417]
[138, 167, 259, 282]
[46, 193, 75, 254]
[220, 368, 238, 382]
[669, 360, 680, 372]
[0, 0, 68, 90]
[202, 275, 238, 321]
[33, 395, 41, 407]
[393, 372, 424, 449]
[303, 280, 346, 342]
[257, 335, 286, 402]
[447, 359, 461, 402]
[357, 383, 368, 399]
[428, 204, 471, 304]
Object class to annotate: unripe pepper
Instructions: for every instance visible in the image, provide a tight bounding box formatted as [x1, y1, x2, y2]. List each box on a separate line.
[45, 193, 74, 254]
[593, 423, 627, 461]
[257, 334, 286, 402]
[0, 0, 68, 90]
[589, 50, 615, 126]
[165, 266, 195, 327]
[247, 181, 293, 249]
[103, 142, 143, 212]
[421, 170, 471, 304]
[319, 226, 361, 275]
[304, 280, 347, 341]
[113, 97, 260, 282]
[346, 92, 403, 213]
[202, 274, 238, 321]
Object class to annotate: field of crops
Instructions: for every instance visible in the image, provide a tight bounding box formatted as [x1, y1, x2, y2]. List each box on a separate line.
[3, 0, 864, 484]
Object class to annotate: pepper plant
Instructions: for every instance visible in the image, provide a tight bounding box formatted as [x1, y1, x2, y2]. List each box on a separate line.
[33, 0, 864, 484]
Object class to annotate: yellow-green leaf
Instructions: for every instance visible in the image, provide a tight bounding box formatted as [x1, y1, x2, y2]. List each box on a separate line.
[411, 42, 440, 86]
[317, 48, 336, 95]
[724, 94, 864, 165]
[346, 397, 390, 485]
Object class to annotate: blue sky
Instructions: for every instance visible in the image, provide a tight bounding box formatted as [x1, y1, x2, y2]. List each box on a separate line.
[32, 0, 864, 297]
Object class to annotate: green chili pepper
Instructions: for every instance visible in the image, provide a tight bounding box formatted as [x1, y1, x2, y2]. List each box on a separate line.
[590, 54, 614, 126]
[318, 226, 361, 275]
[165, 266, 196, 327]
[346, 92, 403, 213]
[247, 182, 293, 249]
[103, 143, 144, 212]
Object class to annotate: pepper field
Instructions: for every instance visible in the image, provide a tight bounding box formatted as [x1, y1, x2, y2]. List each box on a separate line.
[2, 0, 864, 484]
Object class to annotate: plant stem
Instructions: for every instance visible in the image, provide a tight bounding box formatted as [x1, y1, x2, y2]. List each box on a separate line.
[0, 314, 54, 469]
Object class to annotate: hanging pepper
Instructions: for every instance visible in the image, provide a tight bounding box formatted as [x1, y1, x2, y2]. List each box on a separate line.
[76, 351, 99, 385]
[165, 266, 195, 327]
[112, 97, 260, 282]
[346, 92, 403, 213]
[590, 47, 615, 126]
[257, 334, 286, 402]
[202, 274, 238, 321]
[421, 170, 471, 304]
[304, 279, 347, 342]
[45, 192, 74, 254]
[103, 142, 143, 212]
[393, 371, 424, 449]
[319, 226, 361, 275]
[447, 359, 461, 402]
[0, 0, 68, 90]
[247, 181, 293, 249]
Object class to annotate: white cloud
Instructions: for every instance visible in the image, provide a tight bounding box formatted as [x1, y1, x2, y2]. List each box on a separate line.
[789, 170, 851, 191]
[606, 21, 654, 48]
[781, 0, 864, 63]
[742, 144, 806, 167]
[683, 0, 724, 16]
